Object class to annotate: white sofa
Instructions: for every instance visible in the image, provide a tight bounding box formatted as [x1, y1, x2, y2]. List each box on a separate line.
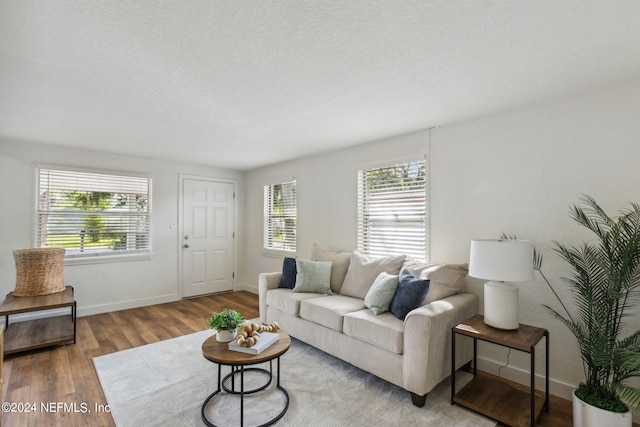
[258, 247, 478, 407]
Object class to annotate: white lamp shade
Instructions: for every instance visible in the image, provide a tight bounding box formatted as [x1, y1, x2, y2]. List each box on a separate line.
[469, 239, 534, 282]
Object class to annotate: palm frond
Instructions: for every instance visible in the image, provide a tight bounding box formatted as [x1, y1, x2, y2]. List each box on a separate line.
[541, 197, 640, 410]
[611, 383, 640, 412]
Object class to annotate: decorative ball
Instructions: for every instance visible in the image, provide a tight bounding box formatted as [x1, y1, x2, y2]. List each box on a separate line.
[234, 322, 280, 347]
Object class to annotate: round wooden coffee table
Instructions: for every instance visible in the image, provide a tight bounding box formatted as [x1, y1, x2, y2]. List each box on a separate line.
[201, 331, 291, 427]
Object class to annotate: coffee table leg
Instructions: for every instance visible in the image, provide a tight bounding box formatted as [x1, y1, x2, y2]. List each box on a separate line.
[202, 360, 289, 427]
[201, 364, 223, 427]
[241, 365, 244, 426]
[231, 366, 235, 392]
[272, 356, 290, 426]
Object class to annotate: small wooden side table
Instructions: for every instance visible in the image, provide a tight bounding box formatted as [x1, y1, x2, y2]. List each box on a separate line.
[451, 314, 549, 427]
[201, 331, 291, 427]
[0, 286, 76, 355]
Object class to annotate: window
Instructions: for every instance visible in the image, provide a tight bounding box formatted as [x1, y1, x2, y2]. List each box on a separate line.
[36, 166, 152, 262]
[357, 160, 426, 260]
[264, 180, 297, 252]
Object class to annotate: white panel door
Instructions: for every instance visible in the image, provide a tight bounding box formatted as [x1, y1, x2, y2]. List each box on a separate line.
[182, 179, 235, 297]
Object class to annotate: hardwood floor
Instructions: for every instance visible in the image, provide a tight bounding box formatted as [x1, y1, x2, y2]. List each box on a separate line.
[1, 291, 259, 427]
[492, 376, 573, 427]
[0, 290, 602, 427]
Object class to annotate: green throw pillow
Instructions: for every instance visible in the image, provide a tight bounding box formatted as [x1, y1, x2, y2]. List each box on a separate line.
[293, 259, 333, 294]
[364, 272, 399, 315]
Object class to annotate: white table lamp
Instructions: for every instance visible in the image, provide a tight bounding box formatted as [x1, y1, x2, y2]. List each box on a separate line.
[469, 239, 534, 330]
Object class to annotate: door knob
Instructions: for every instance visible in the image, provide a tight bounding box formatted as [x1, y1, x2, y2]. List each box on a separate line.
[183, 244, 190, 248]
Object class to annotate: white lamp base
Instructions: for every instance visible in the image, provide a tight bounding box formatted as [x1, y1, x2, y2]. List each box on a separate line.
[484, 281, 519, 330]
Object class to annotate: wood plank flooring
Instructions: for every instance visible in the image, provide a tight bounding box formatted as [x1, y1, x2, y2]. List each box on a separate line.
[2, 291, 259, 427]
[0, 290, 597, 427]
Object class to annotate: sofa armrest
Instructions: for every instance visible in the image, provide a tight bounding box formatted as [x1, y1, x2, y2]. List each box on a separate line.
[258, 272, 282, 323]
[402, 292, 478, 396]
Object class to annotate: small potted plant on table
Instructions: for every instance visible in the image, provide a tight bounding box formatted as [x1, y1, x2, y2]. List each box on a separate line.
[207, 309, 246, 342]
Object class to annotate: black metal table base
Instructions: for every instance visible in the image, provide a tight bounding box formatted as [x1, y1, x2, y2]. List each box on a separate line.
[201, 356, 289, 427]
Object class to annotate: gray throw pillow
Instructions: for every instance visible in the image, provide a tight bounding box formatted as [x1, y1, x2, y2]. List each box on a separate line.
[364, 272, 399, 315]
[293, 259, 333, 294]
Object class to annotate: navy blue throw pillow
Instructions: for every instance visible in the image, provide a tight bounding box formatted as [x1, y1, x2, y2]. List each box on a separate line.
[389, 269, 430, 320]
[279, 257, 297, 289]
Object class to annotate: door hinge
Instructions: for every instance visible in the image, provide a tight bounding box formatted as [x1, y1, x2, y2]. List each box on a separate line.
[233, 232, 235, 239]
[233, 272, 235, 279]
[233, 192, 236, 199]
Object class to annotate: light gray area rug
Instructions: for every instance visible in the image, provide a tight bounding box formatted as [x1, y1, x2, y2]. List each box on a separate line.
[93, 330, 493, 426]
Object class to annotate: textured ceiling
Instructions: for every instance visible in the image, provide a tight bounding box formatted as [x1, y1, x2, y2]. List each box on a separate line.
[1, 1, 640, 170]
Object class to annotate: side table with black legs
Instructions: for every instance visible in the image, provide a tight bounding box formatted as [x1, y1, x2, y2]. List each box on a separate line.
[451, 314, 549, 427]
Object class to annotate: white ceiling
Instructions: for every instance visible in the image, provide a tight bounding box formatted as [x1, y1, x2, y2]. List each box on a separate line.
[1, 1, 640, 171]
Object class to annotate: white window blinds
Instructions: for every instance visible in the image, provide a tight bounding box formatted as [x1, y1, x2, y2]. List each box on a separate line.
[36, 167, 152, 260]
[357, 160, 426, 260]
[264, 180, 297, 252]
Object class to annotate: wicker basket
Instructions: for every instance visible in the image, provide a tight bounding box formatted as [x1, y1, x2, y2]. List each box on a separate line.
[13, 248, 66, 297]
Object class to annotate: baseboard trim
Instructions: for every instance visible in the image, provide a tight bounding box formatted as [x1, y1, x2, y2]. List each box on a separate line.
[235, 283, 258, 294]
[476, 355, 576, 401]
[77, 294, 180, 317]
[0, 294, 181, 326]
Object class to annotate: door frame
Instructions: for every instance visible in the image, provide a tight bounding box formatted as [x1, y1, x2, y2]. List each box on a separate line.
[178, 174, 238, 299]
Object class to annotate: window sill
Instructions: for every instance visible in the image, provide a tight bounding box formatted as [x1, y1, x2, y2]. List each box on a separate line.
[64, 252, 152, 266]
[262, 249, 296, 259]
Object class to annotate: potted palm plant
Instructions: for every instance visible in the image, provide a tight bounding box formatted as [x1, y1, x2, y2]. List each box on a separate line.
[207, 309, 246, 342]
[537, 196, 640, 426]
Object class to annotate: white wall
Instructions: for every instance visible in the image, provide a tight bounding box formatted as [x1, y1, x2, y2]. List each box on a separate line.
[0, 140, 244, 316]
[240, 130, 429, 286]
[240, 77, 640, 400]
[430, 77, 640, 398]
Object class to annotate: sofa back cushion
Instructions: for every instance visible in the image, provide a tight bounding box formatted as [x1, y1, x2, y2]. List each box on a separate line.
[311, 243, 351, 294]
[340, 252, 405, 299]
[402, 260, 468, 303]
[310, 243, 352, 294]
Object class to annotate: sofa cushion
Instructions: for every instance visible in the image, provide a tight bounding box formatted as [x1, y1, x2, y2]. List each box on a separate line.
[364, 272, 399, 315]
[340, 252, 406, 299]
[310, 243, 351, 294]
[279, 257, 297, 289]
[266, 288, 325, 317]
[343, 309, 404, 354]
[389, 269, 430, 320]
[402, 260, 468, 304]
[299, 295, 365, 332]
[293, 259, 333, 294]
